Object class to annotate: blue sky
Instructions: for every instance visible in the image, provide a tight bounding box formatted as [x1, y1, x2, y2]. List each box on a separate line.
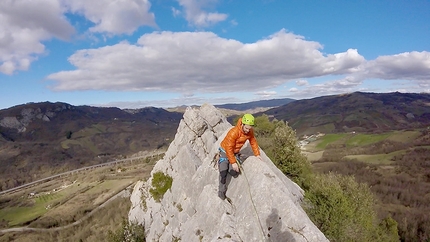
[1, 0, 429, 110]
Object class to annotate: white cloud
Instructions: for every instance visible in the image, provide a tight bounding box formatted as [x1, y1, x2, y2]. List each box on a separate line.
[230, 19, 238, 26]
[47, 29, 367, 93]
[0, 0, 157, 75]
[362, 51, 430, 81]
[255, 91, 277, 98]
[63, 0, 156, 35]
[176, 0, 228, 27]
[172, 7, 181, 17]
[417, 80, 430, 88]
[286, 76, 365, 98]
[98, 94, 238, 109]
[296, 80, 308, 86]
[285, 51, 430, 99]
[0, 0, 74, 74]
[322, 49, 364, 74]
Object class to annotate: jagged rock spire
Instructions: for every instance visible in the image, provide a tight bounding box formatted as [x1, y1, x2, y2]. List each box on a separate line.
[129, 104, 328, 242]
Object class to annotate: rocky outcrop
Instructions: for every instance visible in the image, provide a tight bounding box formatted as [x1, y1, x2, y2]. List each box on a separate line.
[0, 106, 59, 132]
[0, 117, 26, 132]
[128, 104, 328, 242]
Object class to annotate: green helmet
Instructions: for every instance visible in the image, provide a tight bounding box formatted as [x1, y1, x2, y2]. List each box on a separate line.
[242, 114, 255, 126]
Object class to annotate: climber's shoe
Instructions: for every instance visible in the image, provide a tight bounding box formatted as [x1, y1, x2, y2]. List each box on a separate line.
[218, 191, 226, 200]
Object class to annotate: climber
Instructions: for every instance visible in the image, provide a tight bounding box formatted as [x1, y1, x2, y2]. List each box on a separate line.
[218, 113, 262, 200]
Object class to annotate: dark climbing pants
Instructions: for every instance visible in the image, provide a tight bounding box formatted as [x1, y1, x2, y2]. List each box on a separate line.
[218, 152, 239, 194]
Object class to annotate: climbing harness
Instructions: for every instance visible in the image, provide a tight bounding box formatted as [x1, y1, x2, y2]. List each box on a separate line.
[218, 147, 242, 164]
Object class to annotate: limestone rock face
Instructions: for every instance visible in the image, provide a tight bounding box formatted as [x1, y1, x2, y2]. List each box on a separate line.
[0, 107, 54, 133]
[128, 104, 328, 242]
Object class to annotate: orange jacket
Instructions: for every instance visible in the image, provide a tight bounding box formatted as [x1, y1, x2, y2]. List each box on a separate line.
[220, 118, 260, 164]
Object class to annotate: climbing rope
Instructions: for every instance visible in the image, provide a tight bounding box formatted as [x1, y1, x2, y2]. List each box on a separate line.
[236, 159, 270, 242]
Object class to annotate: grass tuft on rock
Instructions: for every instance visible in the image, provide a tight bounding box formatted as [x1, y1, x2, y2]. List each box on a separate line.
[149, 172, 173, 202]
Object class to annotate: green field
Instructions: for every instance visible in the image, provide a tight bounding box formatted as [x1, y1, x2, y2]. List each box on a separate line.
[312, 130, 423, 151]
[304, 130, 427, 166]
[343, 150, 406, 165]
[315, 133, 348, 150]
[386, 130, 421, 143]
[345, 133, 391, 147]
[1, 190, 65, 226]
[61, 124, 108, 151]
[61, 138, 100, 153]
[0, 161, 152, 228]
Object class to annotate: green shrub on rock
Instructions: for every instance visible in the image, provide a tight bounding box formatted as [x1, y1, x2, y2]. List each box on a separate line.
[149, 171, 173, 202]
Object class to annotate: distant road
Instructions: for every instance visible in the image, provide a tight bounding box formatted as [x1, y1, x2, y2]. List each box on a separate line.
[0, 150, 163, 196]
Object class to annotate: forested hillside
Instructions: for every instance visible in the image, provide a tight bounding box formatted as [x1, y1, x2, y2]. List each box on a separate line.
[264, 92, 430, 136]
[0, 102, 182, 191]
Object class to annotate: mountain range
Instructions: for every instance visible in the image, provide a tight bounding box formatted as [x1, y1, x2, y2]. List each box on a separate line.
[263, 92, 430, 136]
[216, 97, 295, 110]
[0, 102, 183, 190]
[1, 91, 429, 191]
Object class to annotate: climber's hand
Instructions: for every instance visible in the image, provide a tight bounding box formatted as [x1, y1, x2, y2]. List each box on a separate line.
[232, 163, 240, 173]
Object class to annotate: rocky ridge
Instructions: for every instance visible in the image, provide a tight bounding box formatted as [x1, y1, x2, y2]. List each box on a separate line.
[128, 104, 328, 242]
